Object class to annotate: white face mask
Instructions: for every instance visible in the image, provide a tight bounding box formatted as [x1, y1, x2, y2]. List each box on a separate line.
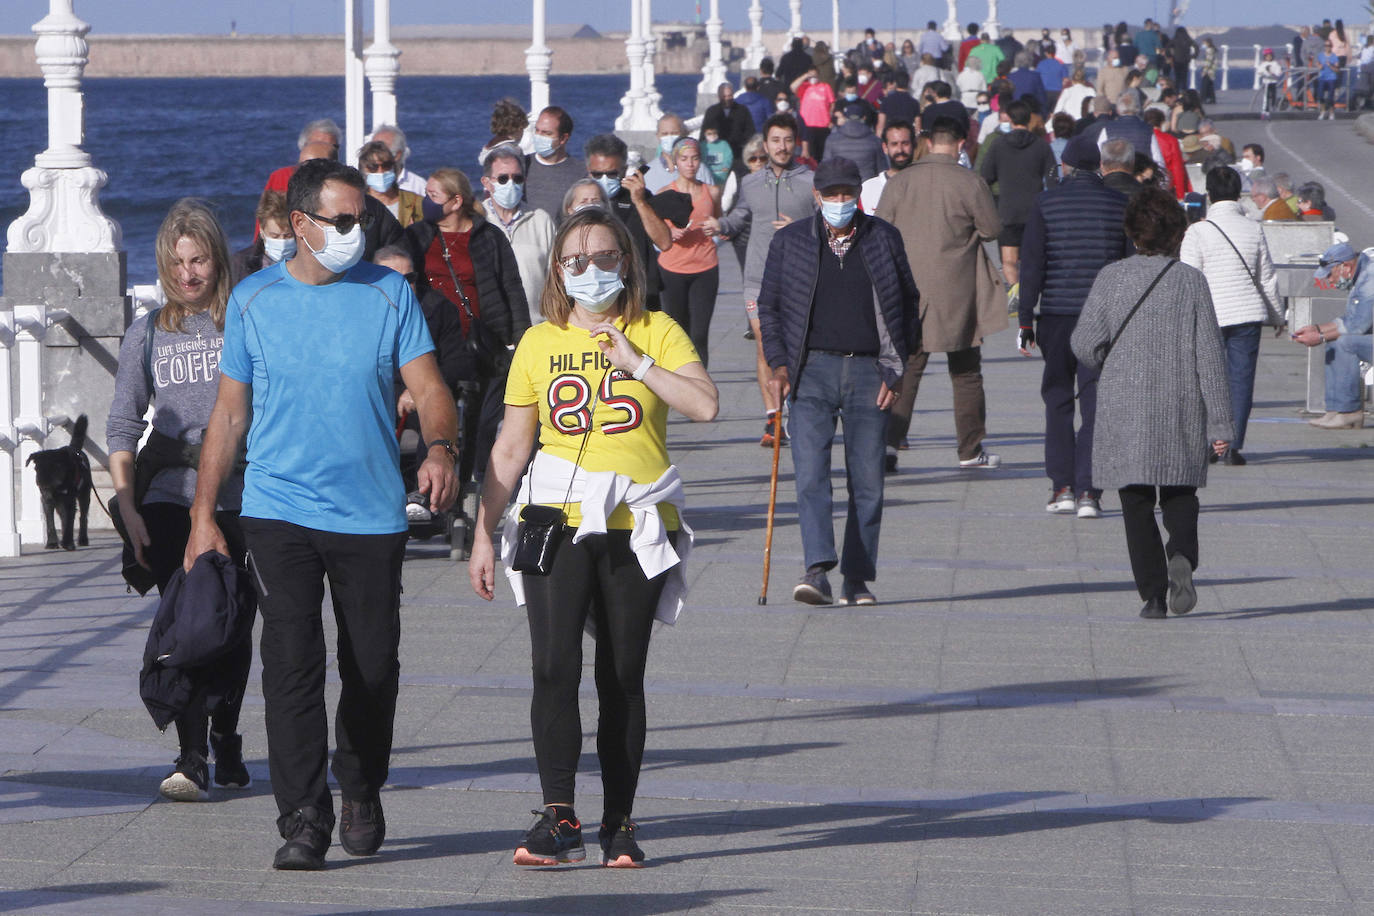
[303, 215, 366, 274]
[659, 134, 680, 156]
[858, 74, 870, 85]
[563, 263, 625, 312]
[533, 134, 558, 158]
[1238, 158, 1255, 174]
[262, 235, 296, 262]
[776, 100, 791, 112]
[490, 177, 524, 210]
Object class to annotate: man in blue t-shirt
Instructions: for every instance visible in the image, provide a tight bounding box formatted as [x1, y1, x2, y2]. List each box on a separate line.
[186, 159, 458, 871]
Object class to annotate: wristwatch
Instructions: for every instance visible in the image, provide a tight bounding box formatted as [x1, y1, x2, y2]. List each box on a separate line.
[427, 439, 458, 464]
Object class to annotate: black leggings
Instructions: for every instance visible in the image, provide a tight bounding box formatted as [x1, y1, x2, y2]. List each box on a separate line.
[141, 501, 251, 756]
[658, 265, 719, 368]
[1117, 485, 1199, 601]
[522, 528, 671, 822]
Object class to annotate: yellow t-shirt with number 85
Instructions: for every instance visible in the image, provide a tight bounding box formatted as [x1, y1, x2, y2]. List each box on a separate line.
[504, 310, 701, 529]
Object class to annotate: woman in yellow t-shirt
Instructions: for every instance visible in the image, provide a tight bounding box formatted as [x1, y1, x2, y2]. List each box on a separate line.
[469, 208, 718, 869]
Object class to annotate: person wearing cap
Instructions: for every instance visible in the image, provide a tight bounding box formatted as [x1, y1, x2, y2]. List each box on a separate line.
[1293, 242, 1372, 429]
[756, 157, 920, 607]
[875, 117, 1005, 472]
[822, 103, 886, 182]
[1017, 132, 1133, 517]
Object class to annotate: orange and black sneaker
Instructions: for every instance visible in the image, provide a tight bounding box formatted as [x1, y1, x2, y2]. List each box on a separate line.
[514, 807, 585, 866]
[599, 816, 645, 868]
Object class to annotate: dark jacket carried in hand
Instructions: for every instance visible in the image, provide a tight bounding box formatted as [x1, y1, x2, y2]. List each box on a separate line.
[757, 210, 920, 394]
[139, 550, 257, 730]
[822, 119, 888, 182]
[1018, 171, 1132, 327]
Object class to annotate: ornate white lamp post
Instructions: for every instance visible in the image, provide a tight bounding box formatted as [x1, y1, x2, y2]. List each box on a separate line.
[526, 0, 552, 117]
[697, 0, 728, 107]
[344, 0, 365, 160]
[3, 0, 126, 552]
[744, 0, 767, 70]
[832, 0, 841, 60]
[943, 0, 961, 41]
[788, 0, 803, 41]
[984, 0, 1001, 40]
[363, 0, 400, 132]
[641, 0, 662, 120]
[616, 0, 654, 131]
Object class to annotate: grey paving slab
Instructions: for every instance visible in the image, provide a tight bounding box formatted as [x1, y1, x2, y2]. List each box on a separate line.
[4, 118, 1374, 912]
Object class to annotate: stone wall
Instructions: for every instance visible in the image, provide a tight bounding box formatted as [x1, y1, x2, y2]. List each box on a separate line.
[0, 34, 707, 78]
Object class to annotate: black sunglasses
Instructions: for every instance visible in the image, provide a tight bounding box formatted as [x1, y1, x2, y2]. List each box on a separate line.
[402, 271, 418, 284]
[302, 210, 375, 234]
[747, 155, 767, 163]
[588, 170, 621, 179]
[492, 173, 525, 185]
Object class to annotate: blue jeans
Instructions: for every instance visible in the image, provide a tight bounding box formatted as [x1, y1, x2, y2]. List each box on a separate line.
[1325, 333, 1373, 412]
[1221, 322, 1262, 450]
[789, 352, 888, 582]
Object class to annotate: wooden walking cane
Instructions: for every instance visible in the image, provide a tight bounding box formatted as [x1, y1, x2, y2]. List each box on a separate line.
[758, 410, 784, 605]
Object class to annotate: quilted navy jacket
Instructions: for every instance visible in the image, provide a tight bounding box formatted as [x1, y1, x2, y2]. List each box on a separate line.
[757, 210, 920, 394]
[1018, 171, 1132, 327]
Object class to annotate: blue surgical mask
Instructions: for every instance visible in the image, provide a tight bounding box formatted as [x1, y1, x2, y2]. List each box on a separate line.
[262, 235, 296, 262]
[659, 134, 680, 156]
[998, 121, 1013, 133]
[820, 198, 857, 228]
[844, 92, 858, 101]
[365, 170, 396, 192]
[533, 134, 557, 158]
[562, 264, 624, 312]
[303, 215, 366, 274]
[490, 178, 523, 210]
[594, 174, 622, 198]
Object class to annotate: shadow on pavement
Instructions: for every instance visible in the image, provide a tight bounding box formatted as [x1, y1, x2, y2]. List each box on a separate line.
[1187, 595, 1374, 620]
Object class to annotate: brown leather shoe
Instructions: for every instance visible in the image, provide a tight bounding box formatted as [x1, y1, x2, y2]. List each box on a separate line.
[1309, 410, 1365, 429]
[340, 794, 386, 856]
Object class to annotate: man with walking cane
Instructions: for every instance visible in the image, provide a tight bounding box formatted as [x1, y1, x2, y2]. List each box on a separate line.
[756, 158, 920, 606]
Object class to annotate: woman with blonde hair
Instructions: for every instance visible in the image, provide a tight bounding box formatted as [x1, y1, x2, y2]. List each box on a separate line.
[653, 138, 722, 366]
[106, 198, 254, 801]
[470, 208, 717, 868]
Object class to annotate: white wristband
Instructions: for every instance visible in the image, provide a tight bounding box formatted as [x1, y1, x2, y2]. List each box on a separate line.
[632, 353, 655, 381]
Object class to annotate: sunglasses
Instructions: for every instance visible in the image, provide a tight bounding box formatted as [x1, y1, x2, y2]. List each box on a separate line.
[748, 155, 767, 163]
[588, 170, 621, 179]
[491, 173, 524, 185]
[302, 210, 375, 234]
[402, 271, 418, 284]
[559, 250, 623, 276]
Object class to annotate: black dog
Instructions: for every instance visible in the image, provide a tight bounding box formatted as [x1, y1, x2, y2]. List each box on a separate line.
[26, 414, 92, 550]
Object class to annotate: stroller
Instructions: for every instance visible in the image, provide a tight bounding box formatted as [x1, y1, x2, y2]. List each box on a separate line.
[398, 380, 481, 560]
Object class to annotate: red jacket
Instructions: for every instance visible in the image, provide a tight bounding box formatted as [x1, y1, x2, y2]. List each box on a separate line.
[1154, 129, 1190, 200]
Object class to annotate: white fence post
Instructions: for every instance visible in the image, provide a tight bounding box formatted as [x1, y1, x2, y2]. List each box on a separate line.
[0, 309, 18, 557]
[12, 305, 70, 546]
[1220, 44, 1230, 90]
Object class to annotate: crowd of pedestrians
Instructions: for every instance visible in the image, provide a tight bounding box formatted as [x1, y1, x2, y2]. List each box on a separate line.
[100, 20, 1369, 876]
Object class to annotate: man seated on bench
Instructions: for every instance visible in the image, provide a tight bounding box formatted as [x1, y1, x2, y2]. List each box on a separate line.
[1292, 241, 1373, 429]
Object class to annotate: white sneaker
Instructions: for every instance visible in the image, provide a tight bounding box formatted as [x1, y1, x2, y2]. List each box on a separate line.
[1075, 494, 1102, 519]
[1046, 487, 1075, 514]
[958, 451, 1001, 469]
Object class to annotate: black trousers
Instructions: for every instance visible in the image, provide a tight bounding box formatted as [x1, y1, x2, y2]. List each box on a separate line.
[142, 501, 251, 756]
[1117, 485, 1199, 600]
[1039, 315, 1101, 495]
[240, 517, 408, 829]
[658, 265, 719, 368]
[521, 529, 670, 822]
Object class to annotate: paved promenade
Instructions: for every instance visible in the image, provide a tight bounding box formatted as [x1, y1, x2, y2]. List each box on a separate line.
[3, 127, 1374, 915]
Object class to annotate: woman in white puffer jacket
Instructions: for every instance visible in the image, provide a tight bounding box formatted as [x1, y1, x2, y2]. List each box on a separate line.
[1179, 165, 1280, 465]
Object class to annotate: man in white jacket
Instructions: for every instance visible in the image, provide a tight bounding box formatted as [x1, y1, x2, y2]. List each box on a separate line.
[481, 145, 555, 326]
[1180, 166, 1279, 465]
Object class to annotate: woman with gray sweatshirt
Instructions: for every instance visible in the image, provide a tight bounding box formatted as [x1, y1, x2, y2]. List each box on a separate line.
[106, 199, 252, 801]
[1072, 188, 1233, 620]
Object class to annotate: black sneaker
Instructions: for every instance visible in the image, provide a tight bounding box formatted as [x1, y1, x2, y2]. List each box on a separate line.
[599, 817, 645, 868]
[1139, 596, 1168, 619]
[1167, 554, 1196, 615]
[159, 750, 209, 802]
[514, 808, 586, 866]
[273, 807, 332, 870]
[340, 793, 386, 856]
[209, 732, 251, 789]
[792, 565, 833, 605]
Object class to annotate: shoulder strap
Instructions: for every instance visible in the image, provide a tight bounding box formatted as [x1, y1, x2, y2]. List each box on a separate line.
[143, 307, 162, 396]
[1105, 259, 1177, 359]
[1204, 219, 1281, 323]
[437, 235, 478, 323]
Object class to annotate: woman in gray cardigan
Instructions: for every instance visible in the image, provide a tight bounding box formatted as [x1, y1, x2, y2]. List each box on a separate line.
[1071, 188, 1233, 619]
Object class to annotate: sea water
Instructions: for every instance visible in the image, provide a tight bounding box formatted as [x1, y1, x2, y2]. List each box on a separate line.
[0, 73, 701, 287]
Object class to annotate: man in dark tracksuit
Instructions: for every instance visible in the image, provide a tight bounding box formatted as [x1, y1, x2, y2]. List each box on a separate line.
[1018, 135, 1131, 519]
[757, 158, 920, 607]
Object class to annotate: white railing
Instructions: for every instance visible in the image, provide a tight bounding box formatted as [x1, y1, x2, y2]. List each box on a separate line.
[1, 302, 75, 555]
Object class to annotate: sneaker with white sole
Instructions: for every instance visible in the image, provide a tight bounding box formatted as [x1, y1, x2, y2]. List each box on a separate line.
[792, 566, 833, 605]
[1046, 487, 1075, 514]
[837, 580, 877, 606]
[1075, 494, 1102, 519]
[160, 750, 209, 802]
[958, 451, 1001, 469]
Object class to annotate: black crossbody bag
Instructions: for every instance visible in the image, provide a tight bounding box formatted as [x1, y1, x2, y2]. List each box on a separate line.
[1094, 259, 1178, 366]
[511, 364, 610, 575]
